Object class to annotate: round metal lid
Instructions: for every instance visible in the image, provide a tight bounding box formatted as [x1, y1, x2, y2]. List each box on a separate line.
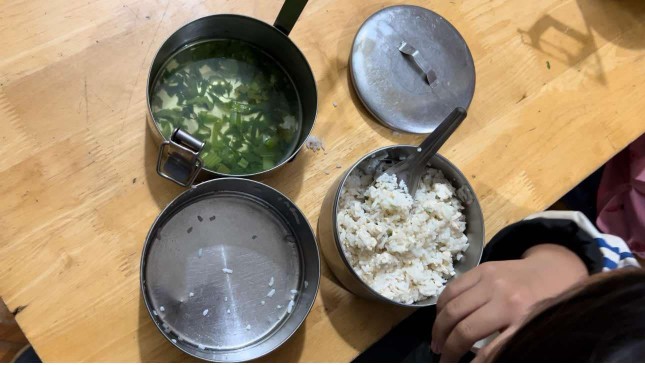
[141, 179, 319, 362]
[350, 5, 475, 134]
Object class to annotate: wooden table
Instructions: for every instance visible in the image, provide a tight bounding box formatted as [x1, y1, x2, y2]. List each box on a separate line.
[1, 0, 643, 361]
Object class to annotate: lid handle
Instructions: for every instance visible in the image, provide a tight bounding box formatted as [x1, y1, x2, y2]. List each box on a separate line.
[398, 41, 437, 85]
[156, 128, 205, 187]
[274, 0, 308, 35]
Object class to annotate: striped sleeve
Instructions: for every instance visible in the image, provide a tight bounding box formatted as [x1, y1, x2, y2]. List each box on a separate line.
[524, 211, 640, 271]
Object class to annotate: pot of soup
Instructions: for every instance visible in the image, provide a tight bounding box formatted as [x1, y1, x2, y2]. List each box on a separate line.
[146, 0, 316, 186]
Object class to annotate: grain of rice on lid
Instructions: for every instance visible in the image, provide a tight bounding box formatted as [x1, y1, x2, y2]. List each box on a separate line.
[337, 168, 468, 304]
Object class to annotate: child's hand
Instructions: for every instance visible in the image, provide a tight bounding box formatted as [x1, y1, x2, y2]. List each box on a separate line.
[431, 244, 588, 362]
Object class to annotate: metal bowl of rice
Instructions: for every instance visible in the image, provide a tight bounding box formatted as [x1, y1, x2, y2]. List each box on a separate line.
[318, 145, 484, 307]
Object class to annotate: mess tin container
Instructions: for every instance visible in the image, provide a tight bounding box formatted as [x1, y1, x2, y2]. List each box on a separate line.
[141, 1, 321, 361]
[146, 0, 317, 187]
[350, 5, 476, 134]
[141, 178, 320, 362]
[318, 146, 484, 307]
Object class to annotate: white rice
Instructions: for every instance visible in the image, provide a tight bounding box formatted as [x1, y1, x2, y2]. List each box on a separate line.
[198, 344, 205, 350]
[305, 135, 325, 152]
[159, 306, 165, 312]
[269, 277, 274, 286]
[222, 268, 233, 274]
[337, 168, 468, 304]
[202, 309, 209, 316]
[290, 289, 298, 294]
[224, 296, 227, 302]
[189, 292, 194, 297]
[267, 288, 275, 297]
[261, 300, 266, 305]
[287, 300, 295, 314]
[245, 324, 251, 330]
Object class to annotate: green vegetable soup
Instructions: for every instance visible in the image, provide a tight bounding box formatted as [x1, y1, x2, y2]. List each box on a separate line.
[151, 39, 302, 175]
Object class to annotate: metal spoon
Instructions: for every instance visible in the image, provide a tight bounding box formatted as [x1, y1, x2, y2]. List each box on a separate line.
[376, 107, 467, 197]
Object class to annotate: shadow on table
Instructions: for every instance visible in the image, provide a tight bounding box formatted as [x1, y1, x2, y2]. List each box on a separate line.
[577, 0, 645, 50]
[517, 0, 645, 86]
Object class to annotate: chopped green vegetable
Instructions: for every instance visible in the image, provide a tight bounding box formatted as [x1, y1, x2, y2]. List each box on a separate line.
[264, 136, 279, 149]
[262, 156, 274, 170]
[202, 153, 222, 167]
[238, 158, 249, 168]
[151, 39, 301, 174]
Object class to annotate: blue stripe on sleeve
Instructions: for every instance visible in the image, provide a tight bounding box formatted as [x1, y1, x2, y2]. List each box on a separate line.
[596, 238, 619, 254]
[603, 257, 618, 270]
[619, 251, 635, 260]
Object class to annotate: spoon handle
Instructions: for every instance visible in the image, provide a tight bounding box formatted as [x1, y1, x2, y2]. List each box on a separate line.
[413, 107, 467, 169]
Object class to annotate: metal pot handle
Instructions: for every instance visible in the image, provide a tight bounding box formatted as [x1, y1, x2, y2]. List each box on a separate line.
[398, 41, 437, 85]
[157, 128, 205, 187]
[274, 0, 308, 35]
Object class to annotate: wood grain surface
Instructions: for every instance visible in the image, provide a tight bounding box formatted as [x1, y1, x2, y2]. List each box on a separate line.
[1, 0, 644, 361]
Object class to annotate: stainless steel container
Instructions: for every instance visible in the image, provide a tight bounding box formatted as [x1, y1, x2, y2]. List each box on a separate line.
[141, 177, 320, 362]
[146, 0, 317, 186]
[350, 5, 475, 134]
[318, 146, 484, 307]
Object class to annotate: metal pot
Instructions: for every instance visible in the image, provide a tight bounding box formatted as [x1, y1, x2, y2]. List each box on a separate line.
[141, 178, 320, 362]
[146, 0, 317, 186]
[318, 146, 484, 307]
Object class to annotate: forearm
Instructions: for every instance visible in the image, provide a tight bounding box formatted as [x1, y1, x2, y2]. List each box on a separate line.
[521, 244, 589, 298]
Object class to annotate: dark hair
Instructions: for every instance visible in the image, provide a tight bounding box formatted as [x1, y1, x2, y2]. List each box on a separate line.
[493, 268, 645, 362]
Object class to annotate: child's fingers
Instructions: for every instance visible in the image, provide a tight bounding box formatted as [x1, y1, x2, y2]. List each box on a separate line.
[432, 282, 490, 354]
[438, 302, 506, 363]
[436, 264, 485, 311]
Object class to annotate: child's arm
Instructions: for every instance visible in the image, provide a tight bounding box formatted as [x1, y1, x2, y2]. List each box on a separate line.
[431, 210, 639, 362]
[484, 210, 639, 271]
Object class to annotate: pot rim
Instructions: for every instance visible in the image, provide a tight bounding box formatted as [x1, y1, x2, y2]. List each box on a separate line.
[330, 145, 484, 308]
[140, 177, 321, 362]
[145, 13, 318, 179]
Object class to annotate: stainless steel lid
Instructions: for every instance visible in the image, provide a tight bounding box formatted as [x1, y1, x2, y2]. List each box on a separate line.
[141, 178, 319, 362]
[350, 5, 475, 134]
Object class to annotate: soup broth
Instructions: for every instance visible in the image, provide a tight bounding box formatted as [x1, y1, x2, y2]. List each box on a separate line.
[151, 39, 302, 175]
